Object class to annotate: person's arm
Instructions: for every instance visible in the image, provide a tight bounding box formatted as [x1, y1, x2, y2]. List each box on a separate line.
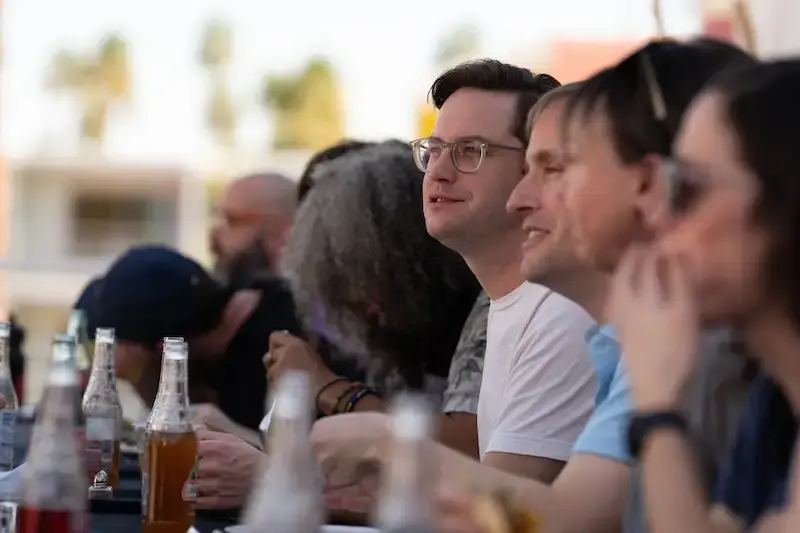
[315, 382, 478, 457]
[436, 444, 629, 533]
[641, 429, 741, 533]
[482, 297, 596, 484]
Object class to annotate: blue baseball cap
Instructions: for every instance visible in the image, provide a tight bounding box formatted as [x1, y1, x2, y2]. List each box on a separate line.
[97, 245, 231, 346]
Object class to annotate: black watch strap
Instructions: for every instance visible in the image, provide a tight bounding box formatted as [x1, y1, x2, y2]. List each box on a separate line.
[626, 411, 689, 459]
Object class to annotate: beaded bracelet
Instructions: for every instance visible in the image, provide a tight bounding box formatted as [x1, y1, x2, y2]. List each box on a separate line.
[343, 386, 379, 413]
[332, 382, 363, 415]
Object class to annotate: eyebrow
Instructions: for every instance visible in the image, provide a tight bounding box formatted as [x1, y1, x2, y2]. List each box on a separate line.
[527, 148, 563, 166]
[429, 135, 497, 144]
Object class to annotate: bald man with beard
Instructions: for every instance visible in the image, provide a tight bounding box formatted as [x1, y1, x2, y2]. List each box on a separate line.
[210, 172, 297, 285]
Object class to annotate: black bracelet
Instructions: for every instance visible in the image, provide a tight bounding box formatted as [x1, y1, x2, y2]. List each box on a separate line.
[332, 382, 363, 415]
[315, 376, 350, 414]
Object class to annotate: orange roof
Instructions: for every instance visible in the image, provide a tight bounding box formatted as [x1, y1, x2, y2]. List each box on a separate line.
[547, 40, 643, 84]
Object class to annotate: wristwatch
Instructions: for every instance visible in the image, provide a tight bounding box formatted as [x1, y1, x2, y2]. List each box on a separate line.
[626, 411, 689, 459]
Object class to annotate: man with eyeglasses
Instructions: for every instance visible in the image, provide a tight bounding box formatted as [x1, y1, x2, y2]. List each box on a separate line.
[414, 60, 598, 483]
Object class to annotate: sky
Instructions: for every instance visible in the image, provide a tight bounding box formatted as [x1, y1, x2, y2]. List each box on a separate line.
[1, 0, 701, 163]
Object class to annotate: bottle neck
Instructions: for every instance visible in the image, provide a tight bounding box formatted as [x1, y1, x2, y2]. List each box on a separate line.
[88, 339, 116, 387]
[155, 355, 189, 404]
[0, 337, 11, 377]
[149, 352, 192, 432]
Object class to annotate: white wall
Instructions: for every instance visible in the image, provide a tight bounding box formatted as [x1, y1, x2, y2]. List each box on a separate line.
[752, 0, 800, 58]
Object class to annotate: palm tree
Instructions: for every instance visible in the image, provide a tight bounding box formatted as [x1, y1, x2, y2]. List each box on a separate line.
[434, 24, 481, 69]
[199, 19, 236, 149]
[261, 57, 344, 151]
[45, 33, 131, 143]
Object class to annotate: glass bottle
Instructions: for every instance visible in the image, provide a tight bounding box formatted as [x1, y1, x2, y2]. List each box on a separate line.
[142, 339, 197, 533]
[46, 334, 86, 448]
[243, 371, 323, 533]
[18, 336, 88, 533]
[0, 322, 19, 473]
[82, 327, 122, 491]
[66, 311, 91, 392]
[374, 394, 436, 533]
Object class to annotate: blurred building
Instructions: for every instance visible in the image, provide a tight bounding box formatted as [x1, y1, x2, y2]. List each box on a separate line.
[0, 150, 308, 405]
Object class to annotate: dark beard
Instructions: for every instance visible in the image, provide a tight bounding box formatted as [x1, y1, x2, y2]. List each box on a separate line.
[219, 237, 274, 289]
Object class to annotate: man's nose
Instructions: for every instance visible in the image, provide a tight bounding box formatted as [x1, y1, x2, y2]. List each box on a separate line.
[425, 154, 458, 183]
[507, 174, 541, 214]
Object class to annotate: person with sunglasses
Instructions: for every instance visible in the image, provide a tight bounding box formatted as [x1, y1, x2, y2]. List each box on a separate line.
[435, 38, 755, 533]
[611, 58, 800, 533]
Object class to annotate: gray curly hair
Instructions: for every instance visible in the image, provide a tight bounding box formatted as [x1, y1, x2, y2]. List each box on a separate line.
[281, 140, 480, 389]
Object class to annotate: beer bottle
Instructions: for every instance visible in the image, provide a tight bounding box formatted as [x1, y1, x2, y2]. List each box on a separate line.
[243, 371, 323, 533]
[145, 337, 185, 431]
[142, 339, 197, 533]
[374, 394, 436, 533]
[18, 336, 88, 533]
[0, 323, 19, 473]
[82, 327, 122, 490]
[66, 310, 92, 392]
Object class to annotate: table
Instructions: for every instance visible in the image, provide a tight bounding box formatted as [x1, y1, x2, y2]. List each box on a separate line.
[13, 417, 238, 533]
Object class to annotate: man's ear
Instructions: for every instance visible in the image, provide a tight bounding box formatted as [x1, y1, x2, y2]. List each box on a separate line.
[634, 154, 674, 234]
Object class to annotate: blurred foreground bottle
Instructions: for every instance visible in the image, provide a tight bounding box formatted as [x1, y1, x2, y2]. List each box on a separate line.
[66, 310, 92, 392]
[49, 334, 87, 447]
[18, 336, 88, 533]
[375, 394, 436, 533]
[142, 339, 197, 533]
[82, 327, 122, 491]
[243, 370, 322, 533]
[0, 323, 19, 472]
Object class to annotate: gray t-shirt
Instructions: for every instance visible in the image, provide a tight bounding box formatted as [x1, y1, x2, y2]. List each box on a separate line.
[362, 293, 488, 413]
[622, 328, 753, 533]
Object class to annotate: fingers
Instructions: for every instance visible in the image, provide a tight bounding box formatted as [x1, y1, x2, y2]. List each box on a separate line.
[268, 329, 296, 350]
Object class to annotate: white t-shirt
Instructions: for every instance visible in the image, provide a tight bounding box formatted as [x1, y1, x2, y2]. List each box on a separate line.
[477, 282, 597, 460]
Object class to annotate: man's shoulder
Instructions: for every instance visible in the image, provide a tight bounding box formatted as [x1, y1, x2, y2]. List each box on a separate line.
[519, 287, 596, 341]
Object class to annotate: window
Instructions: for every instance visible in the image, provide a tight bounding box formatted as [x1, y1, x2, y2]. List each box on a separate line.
[70, 194, 176, 257]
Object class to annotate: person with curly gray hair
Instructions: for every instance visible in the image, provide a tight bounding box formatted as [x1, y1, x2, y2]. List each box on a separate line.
[264, 139, 485, 455]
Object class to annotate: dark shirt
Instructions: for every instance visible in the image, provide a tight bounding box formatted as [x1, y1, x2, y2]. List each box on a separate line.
[208, 279, 363, 430]
[210, 279, 305, 430]
[713, 375, 798, 528]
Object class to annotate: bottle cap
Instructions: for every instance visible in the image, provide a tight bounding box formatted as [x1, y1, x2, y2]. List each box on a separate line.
[162, 339, 188, 361]
[95, 328, 115, 344]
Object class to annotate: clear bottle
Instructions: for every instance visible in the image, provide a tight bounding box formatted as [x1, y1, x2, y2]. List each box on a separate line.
[145, 337, 185, 431]
[46, 334, 87, 448]
[0, 322, 19, 473]
[66, 311, 92, 392]
[142, 339, 197, 533]
[18, 336, 88, 533]
[243, 371, 323, 533]
[374, 394, 436, 533]
[82, 327, 122, 491]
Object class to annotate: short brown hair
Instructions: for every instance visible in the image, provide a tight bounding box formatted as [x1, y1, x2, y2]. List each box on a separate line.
[524, 82, 583, 143]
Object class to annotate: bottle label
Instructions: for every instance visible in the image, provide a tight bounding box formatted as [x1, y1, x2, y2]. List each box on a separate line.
[0, 410, 17, 472]
[182, 455, 199, 502]
[85, 416, 116, 475]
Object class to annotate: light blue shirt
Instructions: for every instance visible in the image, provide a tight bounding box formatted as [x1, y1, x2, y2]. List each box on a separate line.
[573, 325, 633, 464]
